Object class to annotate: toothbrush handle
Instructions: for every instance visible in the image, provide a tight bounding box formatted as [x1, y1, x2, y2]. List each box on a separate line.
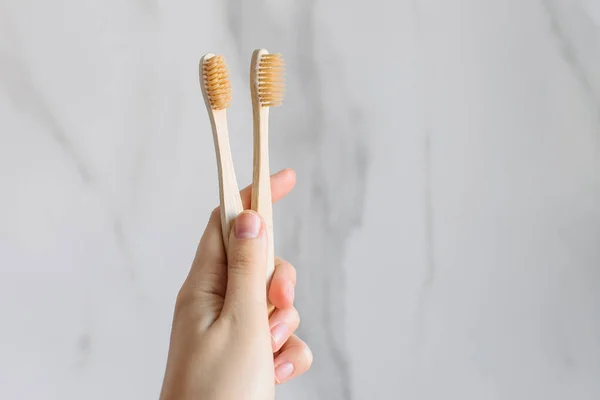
[252, 107, 276, 306]
[211, 109, 244, 249]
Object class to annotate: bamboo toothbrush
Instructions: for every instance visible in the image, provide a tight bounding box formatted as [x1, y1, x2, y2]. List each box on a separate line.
[200, 54, 243, 249]
[250, 49, 285, 289]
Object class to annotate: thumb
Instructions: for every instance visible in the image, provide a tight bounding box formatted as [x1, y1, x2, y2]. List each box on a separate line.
[222, 211, 268, 321]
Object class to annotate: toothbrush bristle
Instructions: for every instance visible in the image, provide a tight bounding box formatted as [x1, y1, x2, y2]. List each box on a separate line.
[202, 55, 231, 110]
[258, 53, 285, 107]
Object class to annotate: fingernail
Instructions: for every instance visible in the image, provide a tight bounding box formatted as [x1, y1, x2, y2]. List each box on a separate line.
[275, 362, 294, 383]
[270, 323, 289, 350]
[235, 212, 261, 239]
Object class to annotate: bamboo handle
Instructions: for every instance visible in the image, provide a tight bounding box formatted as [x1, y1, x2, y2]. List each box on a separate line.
[250, 49, 276, 314]
[210, 109, 244, 248]
[251, 106, 275, 280]
[199, 54, 244, 249]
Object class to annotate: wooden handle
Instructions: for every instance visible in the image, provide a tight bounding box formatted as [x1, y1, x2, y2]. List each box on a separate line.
[210, 109, 244, 249]
[251, 106, 275, 280]
[199, 54, 243, 249]
[251, 49, 276, 314]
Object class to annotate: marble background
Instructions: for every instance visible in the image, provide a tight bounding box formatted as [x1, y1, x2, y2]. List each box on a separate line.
[1, 0, 600, 399]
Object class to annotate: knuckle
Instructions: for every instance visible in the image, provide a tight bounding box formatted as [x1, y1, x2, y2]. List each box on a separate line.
[228, 248, 257, 273]
[304, 345, 314, 367]
[275, 258, 291, 270]
[174, 287, 198, 319]
[275, 258, 296, 283]
[204, 207, 221, 231]
[287, 309, 301, 332]
[229, 257, 255, 275]
[288, 266, 297, 284]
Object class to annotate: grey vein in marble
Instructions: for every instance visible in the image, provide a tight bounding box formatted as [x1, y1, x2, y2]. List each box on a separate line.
[0, 13, 92, 183]
[543, 0, 600, 142]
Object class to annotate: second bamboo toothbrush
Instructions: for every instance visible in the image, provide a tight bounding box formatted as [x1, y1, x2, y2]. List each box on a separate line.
[250, 49, 285, 290]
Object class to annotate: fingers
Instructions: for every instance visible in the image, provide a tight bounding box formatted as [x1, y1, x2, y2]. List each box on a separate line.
[183, 169, 296, 302]
[239, 168, 296, 209]
[197, 168, 296, 268]
[177, 209, 227, 325]
[269, 307, 300, 352]
[221, 211, 269, 322]
[191, 208, 227, 282]
[268, 258, 296, 310]
[274, 335, 313, 385]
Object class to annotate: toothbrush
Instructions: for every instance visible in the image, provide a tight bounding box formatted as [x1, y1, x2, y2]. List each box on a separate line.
[250, 49, 285, 293]
[200, 54, 243, 249]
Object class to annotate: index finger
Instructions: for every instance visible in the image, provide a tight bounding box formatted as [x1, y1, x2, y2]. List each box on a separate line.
[239, 168, 297, 209]
[188, 168, 298, 283]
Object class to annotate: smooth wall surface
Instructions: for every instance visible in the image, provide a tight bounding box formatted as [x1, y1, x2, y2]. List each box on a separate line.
[1, 1, 599, 399]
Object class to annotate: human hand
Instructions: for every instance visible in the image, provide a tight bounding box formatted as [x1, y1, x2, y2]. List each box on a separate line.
[160, 169, 312, 400]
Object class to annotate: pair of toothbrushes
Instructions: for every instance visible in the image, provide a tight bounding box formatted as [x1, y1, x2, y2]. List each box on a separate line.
[199, 49, 284, 305]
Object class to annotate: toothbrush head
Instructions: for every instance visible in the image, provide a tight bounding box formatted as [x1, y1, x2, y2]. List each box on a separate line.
[201, 54, 232, 110]
[255, 51, 285, 107]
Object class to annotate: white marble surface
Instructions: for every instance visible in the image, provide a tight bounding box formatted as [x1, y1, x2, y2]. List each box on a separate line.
[1, 1, 600, 399]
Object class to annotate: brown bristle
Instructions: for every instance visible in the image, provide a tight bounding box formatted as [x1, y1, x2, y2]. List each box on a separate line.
[258, 53, 285, 107]
[202, 55, 231, 110]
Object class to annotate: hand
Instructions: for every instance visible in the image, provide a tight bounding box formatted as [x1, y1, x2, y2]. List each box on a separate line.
[160, 169, 313, 400]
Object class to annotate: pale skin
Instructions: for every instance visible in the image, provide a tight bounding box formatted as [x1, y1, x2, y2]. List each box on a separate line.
[160, 169, 312, 400]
